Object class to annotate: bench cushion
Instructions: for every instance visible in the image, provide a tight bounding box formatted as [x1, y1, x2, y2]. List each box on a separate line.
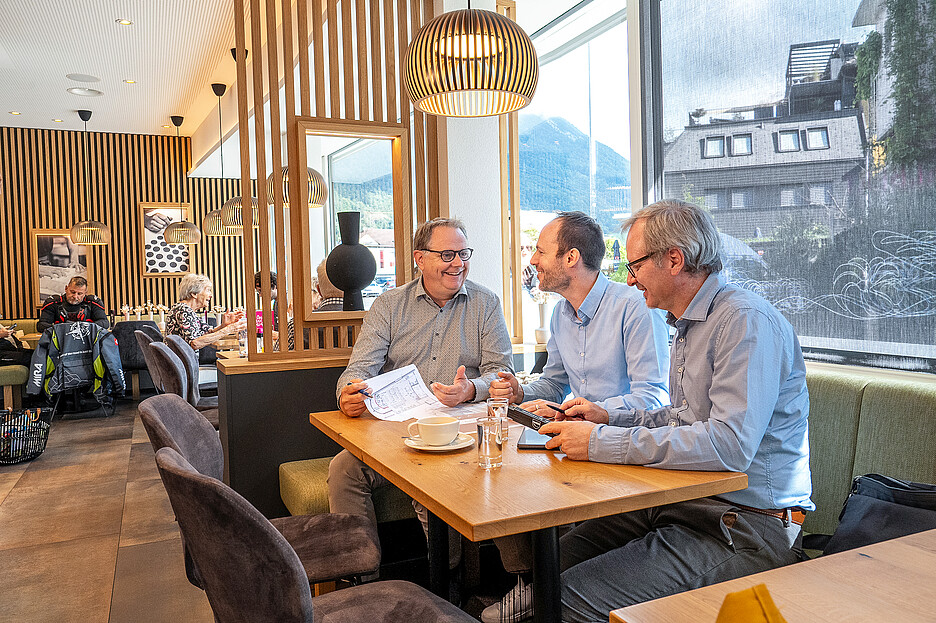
[853, 379, 936, 486]
[0, 365, 29, 386]
[279, 457, 416, 522]
[803, 368, 868, 535]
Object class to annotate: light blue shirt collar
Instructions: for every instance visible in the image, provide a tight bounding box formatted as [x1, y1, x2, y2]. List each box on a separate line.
[562, 272, 609, 325]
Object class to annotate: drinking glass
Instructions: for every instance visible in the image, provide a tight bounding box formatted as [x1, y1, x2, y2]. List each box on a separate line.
[478, 397, 508, 469]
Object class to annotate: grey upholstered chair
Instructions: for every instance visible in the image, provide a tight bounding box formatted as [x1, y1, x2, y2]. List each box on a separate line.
[138, 323, 163, 343]
[147, 342, 218, 428]
[164, 334, 217, 408]
[139, 394, 381, 590]
[112, 321, 161, 400]
[135, 331, 164, 394]
[155, 446, 473, 623]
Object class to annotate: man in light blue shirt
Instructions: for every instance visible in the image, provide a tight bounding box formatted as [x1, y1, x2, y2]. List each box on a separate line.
[539, 200, 812, 623]
[482, 211, 669, 623]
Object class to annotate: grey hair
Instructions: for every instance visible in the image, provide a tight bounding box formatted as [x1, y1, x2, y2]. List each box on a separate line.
[413, 217, 467, 252]
[623, 200, 722, 274]
[178, 273, 213, 300]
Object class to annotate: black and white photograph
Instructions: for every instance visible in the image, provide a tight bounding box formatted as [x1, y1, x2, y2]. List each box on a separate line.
[139, 202, 191, 276]
[30, 229, 91, 307]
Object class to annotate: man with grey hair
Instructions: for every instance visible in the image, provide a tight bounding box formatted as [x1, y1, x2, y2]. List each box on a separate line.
[536, 200, 812, 622]
[330, 217, 513, 563]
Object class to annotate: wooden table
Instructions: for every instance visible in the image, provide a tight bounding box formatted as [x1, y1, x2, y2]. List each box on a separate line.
[310, 410, 747, 623]
[21, 333, 42, 349]
[611, 528, 936, 623]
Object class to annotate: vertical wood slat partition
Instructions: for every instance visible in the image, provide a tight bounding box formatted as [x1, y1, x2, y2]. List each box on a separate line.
[232, 0, 445, 361]
[0, 127, 248, 320]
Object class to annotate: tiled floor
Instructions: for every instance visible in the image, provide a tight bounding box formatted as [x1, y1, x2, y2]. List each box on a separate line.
[0, 400, 214, 622]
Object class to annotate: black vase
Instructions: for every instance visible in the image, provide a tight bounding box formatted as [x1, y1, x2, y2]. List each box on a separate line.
[325, 211, 377, 311]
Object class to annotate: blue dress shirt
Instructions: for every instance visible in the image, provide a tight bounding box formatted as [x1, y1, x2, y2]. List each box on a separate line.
[594, 273, 814, 511]
[522, 273, 670, 411]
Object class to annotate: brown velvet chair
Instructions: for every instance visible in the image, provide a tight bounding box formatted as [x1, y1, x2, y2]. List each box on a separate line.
[146, 342, 218, 429]
[139, 394, 381, 591]
[135, 330, 163, 394]
[164, 334, 217, 407]
[155, 446, 474, 623]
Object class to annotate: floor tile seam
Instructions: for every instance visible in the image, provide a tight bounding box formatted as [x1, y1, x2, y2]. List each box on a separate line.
[109, 470, 133, 623]
[0, 530, 123, 555]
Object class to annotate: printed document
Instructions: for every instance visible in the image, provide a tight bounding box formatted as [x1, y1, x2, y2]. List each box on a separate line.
[364, 364, 486, 422]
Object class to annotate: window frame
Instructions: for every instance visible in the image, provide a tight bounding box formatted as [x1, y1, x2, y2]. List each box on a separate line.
[805, 126, 830, 150]
[777, 129, 802, 152]
[730, 133, 753, 156]
[703, 135, 727, 158]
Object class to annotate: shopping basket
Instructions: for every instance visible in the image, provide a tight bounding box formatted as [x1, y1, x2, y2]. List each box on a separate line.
[0, 407, 54, 464]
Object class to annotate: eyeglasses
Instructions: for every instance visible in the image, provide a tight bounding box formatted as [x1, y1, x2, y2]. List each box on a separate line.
[420, 248, 473, 262]
[624, 252, 655, 278]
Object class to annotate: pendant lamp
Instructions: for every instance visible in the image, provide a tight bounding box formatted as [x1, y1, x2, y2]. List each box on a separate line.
[69, 110, 111, 245]
[404, 7, 538, 117]
[203, 209, 240, 236]
[220, 196, 260, 227]
[204, 82, 243, 237]
[164, 115, 202, 244]
[266, 166, 327, 208]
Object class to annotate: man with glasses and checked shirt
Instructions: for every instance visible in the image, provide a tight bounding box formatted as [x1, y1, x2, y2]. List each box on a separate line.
[329, 217, 513, 570]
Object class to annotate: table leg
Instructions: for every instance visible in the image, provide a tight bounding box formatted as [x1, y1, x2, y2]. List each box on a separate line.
[532, 526, 561, 623]
[427, 510, 450, 599]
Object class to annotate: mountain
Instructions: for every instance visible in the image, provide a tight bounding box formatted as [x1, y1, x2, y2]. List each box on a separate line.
[518, 116, 631, 232]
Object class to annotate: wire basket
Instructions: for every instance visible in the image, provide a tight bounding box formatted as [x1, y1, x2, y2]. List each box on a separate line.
[0, 407, 53, 465]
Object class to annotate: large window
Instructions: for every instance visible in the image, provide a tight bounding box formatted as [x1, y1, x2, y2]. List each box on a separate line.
[515, 0, 630, 342]
[660, 0, 936, 369]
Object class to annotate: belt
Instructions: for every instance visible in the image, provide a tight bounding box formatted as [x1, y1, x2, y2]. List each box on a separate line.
[712, 497, 806, 526]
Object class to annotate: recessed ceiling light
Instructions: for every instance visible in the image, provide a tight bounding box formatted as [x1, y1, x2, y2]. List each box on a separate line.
[67, 87, 103, 97]
[162, 125, 172, 128]
[116, 18, 133, 25]
[66, 73, 100, 83]
[123, 79, 136, 84]
[9, 111, 21, 115]
[53, 119, 63, 122]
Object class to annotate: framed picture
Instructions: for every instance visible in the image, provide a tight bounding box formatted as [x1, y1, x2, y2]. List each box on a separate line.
[140, 202, 192, 277]
[30, 229, 92, 308]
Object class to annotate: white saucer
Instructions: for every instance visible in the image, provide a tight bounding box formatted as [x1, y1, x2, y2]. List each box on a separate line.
[404, 432, 474, 452]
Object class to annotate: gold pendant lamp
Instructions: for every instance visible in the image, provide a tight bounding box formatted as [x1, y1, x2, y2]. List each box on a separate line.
[404, 7, 538, 117]
[164, 115, 202, 244]
[220, 196, 260, 228]
[69, 109, 111, 245]
[205, 83, 244, 236]
[266, 166, 328, 208]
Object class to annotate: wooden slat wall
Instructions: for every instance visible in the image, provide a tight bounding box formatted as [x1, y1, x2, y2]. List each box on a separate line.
[233, 0, 444, 360]
[0, 126, 249, 319]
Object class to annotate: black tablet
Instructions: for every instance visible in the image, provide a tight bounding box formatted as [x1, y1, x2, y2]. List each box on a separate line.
[517, 427, 557, 450]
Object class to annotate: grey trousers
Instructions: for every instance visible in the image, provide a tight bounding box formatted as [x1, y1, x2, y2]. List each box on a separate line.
[327, 449, 461, 565]
[557, 497, 804, 623]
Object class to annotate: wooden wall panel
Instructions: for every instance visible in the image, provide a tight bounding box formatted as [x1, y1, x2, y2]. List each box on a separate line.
[0, 126, 249, 319]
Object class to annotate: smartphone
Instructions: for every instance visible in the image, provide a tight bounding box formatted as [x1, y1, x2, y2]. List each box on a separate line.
[6, 323, 16, 331]
[517, 427, 557, 450]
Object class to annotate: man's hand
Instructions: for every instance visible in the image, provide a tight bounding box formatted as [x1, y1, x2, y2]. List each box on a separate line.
[489, 371, 522, 403]
[431, 365, 475, 407]
[0, 327, 10, 339]
[539, 420, 597, 460]
[339, 379, 370, 417]
[518, 399, 562, 419]
[559, 397, 609, 424]
[144, 212, 172, 233]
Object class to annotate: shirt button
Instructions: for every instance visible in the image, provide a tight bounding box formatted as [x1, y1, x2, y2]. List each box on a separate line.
[677, 367, 683, 372]
[682, 399, 687, 405]
[580, 352, 584, 357]
[432, 357, 436, 360]
[678, 338, 685, 342]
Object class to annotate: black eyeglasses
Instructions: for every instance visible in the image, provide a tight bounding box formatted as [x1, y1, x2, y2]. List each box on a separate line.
[420, 248, 474, 262]
[624, 252, 655, 278]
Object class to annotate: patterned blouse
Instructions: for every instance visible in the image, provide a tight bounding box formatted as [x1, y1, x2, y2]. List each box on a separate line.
[165, 302, 211, 347]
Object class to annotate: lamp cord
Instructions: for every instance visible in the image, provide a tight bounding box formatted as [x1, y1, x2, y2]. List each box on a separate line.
[83, 120, 90, 219]
[218, 97, 224, 179]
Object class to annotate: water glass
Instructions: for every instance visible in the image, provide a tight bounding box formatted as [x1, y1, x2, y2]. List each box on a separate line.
[477, 416, 504, 469]
[237, 329, 247, 357]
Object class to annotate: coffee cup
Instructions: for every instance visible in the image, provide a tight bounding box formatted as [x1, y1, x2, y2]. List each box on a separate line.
[407, 416, 459, 446]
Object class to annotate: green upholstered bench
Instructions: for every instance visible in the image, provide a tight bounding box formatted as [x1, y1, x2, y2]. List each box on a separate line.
[0, 365, 29, 410]
[279, 457, 417, 522]
[804, 363, 936, 539]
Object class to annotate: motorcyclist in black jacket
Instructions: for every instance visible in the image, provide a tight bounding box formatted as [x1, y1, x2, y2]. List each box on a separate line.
[37, 276, 109, 333]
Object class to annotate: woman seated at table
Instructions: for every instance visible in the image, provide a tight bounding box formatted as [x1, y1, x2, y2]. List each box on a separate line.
[165, 274, 246, 362]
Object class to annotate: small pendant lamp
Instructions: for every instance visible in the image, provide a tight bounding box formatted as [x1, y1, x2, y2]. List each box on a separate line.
[203, 209, 240, 236]
[69, 110, 111, 245]
[220, 196, 261, 228]
[404, 7, 538, 117]
[266, 166, 327, 208]
[164, 115, 202, 244]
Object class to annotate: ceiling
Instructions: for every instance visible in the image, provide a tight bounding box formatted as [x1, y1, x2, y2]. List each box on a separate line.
[0, 0, 236, 139]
